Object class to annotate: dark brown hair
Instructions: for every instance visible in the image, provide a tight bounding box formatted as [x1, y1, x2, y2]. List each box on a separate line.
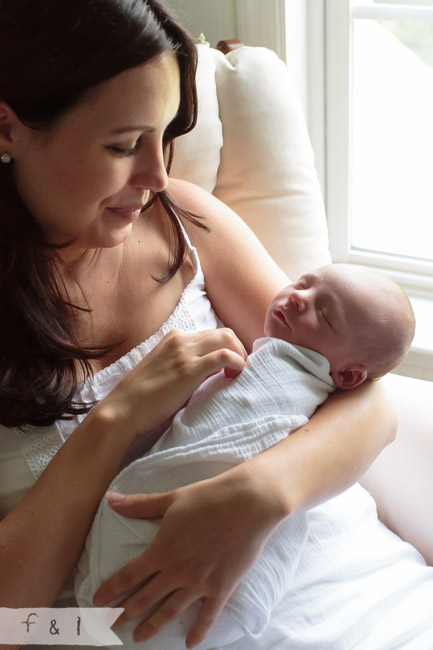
[0, 0, 202, 427]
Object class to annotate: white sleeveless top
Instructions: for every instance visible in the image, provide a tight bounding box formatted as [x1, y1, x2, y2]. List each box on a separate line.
[0, 221, 222, 607]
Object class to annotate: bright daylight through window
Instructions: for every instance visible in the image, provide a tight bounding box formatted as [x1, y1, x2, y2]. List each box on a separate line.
[327, 0, 433, 291]
[352, 0, 433, 268]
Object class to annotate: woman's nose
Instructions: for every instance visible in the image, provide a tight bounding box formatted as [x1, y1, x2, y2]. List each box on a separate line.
[130, 143, 168, 193]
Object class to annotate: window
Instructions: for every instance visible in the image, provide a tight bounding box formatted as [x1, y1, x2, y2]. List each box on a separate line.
[324, 0, 433, 296]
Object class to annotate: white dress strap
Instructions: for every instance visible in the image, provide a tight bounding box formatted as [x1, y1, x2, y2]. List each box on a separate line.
[174, 213, 195, 251]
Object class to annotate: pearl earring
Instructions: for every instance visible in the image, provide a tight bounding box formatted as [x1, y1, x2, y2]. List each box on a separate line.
[0, 152, 12, 164]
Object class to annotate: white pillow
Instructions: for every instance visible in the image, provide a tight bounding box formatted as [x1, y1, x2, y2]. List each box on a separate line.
[170, 43, 222, 193]
[171, 43, 331, 280]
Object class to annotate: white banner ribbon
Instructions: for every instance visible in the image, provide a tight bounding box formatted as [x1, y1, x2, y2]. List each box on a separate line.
[0, 608, 124, 645]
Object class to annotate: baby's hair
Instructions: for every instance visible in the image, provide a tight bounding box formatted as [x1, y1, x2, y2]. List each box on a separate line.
[346, 266, 415, 379]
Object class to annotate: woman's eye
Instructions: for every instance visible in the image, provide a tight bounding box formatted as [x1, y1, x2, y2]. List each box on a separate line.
[107, 143, 139, 157]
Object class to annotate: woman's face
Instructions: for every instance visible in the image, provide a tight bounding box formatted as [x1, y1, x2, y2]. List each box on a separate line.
[11, 51, 180, 250]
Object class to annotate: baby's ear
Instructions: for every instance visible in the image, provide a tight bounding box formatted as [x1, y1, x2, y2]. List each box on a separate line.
[330, 364, 367, 390]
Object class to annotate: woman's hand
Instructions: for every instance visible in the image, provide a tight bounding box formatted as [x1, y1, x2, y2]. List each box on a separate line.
[92, 469, 283, 648]
[96, 328, 247, 438]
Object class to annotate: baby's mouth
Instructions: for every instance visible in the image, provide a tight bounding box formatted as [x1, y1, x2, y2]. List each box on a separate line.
[274, 307, 291, 330]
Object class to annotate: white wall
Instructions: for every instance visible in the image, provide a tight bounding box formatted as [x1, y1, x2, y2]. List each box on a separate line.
[168, 0, 237, 47]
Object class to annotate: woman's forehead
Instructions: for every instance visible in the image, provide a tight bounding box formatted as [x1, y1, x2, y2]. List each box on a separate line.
[58, 54, 181, 133]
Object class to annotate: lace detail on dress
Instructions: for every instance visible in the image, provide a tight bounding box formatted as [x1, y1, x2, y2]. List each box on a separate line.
[142, 288, 198, 347]
[14, 423, 64, 480]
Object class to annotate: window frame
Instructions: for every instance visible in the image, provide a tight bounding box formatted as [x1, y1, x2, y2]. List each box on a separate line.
[321, 0, 433, 298]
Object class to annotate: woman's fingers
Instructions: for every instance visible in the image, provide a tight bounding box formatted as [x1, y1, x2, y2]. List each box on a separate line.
[99, 328, 247, 436]
[106, 490, 174, 519]
[185, 597, 227, 649]
[101, 568, 229, 647]
[93, 473, 279, 645]
[131, 588, 197, 643]
[166, 327, 247, 376]
[93, 540, 160, 608]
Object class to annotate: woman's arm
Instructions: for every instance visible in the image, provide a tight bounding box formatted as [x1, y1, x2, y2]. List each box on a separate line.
[0, 407, 134, 608]
[238, 378, 396, 516]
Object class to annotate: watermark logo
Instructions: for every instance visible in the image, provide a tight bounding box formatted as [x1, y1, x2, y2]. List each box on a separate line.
[0, 608, 123, 645]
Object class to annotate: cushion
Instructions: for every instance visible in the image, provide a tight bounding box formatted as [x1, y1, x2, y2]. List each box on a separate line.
[171, 42, 331, 281]
[170, 43, 222, 193]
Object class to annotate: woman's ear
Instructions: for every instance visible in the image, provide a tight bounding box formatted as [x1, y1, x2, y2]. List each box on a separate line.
[330, 364, 368, 391]
[0, 102, 20, 150]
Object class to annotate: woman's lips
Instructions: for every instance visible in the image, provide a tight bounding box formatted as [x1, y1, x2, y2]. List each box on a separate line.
[107, 205, 143, 223]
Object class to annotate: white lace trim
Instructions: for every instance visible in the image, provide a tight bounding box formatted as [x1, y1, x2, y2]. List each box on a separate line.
[14, 423, 64, 480]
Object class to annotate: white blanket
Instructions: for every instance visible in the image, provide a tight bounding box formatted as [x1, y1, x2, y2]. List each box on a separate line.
[75, 339, 334, 646]
[220, 484, 433, 650]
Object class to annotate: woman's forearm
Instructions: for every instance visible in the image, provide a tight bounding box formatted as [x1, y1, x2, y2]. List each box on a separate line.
[0, 406, 135, 607]
[234, 379, 397, 518]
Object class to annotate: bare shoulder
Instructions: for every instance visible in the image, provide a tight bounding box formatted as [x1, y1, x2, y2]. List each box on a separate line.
[168, 178, 243, 234]
[167, 178, 281, 262]
[168, 179, 289, 349]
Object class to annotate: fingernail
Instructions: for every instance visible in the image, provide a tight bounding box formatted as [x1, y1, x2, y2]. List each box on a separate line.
[106, 491, 125, 505]
[134, 630, 149, 643]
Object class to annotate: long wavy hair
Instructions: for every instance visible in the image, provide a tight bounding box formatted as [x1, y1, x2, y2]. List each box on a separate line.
[0, 0, 202, 428]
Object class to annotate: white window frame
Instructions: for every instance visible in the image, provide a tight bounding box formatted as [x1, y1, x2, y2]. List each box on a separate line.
[322, 0, 433, 298]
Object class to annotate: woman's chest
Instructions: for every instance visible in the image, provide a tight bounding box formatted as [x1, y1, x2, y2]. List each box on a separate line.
[69, 220, 196, 371]
[82, 262, 194, 372]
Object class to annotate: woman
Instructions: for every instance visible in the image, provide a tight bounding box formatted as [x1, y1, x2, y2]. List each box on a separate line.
[0, 1, 395, 648]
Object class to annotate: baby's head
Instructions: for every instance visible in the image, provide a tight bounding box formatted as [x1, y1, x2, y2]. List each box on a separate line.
[264, 263, 415, 390]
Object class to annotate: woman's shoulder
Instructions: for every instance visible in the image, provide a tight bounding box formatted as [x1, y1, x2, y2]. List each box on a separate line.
[168, 178, 235, 229]
[168, 178, 287, 276]
[168, 178, 268, 256]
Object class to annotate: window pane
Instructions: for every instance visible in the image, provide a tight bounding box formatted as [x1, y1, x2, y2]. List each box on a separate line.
[373, 0, 433, 6]
[351, 18, 433, 263]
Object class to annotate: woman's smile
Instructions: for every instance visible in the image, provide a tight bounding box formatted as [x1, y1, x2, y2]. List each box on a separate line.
[106, 205, 144, 223]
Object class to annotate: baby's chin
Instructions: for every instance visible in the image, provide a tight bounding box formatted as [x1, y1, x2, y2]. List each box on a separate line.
[264, 325, 292, 345]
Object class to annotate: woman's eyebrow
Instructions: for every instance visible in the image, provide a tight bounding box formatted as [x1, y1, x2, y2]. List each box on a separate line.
[109, 125, 154, 135]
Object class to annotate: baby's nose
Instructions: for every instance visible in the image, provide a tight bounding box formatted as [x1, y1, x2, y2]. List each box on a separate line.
[289, 291, 306, 312]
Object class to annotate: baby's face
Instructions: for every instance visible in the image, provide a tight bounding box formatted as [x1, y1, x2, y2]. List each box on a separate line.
[264, 265, 374, 373]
